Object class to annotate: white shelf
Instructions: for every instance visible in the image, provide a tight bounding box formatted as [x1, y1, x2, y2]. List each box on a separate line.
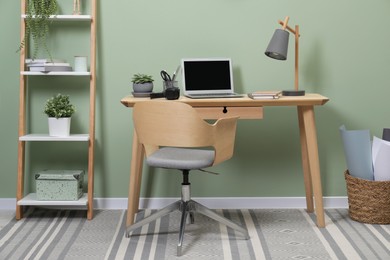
[19, 134, 89, 141]
[17, 193, 88, 206]
[21, 14, 92, 21]
[21, 71, 90, 76]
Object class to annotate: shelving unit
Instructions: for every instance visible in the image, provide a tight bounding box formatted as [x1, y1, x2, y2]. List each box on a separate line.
[16, 0, 97, 220]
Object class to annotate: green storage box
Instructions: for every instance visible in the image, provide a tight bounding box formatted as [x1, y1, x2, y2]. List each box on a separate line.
[35, 170, 84, 201]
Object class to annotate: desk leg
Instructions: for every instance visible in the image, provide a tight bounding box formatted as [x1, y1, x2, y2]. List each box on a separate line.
[126, 129, 145, 226]
[298, 108, 314, 213]
[298, 106, 325, 228]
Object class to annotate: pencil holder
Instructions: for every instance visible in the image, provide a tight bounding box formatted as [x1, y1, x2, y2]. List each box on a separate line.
[163, 80, 178, 91]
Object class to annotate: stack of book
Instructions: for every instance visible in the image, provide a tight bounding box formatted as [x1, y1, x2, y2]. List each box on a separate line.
[248, 90, 282, 100]
[26, 59, 72, 72]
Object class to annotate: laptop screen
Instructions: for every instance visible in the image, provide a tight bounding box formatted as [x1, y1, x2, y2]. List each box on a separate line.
[181, 58, 234, 94]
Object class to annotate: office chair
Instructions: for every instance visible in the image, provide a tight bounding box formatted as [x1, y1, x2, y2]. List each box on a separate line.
[125, 100, 250, 256]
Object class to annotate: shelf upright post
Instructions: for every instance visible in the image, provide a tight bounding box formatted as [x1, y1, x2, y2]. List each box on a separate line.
[87, 0, 97, 220]
[16, 0, 27, 220]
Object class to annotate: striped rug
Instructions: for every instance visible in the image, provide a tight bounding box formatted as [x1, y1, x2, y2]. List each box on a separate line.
[0, 208, 389, 259]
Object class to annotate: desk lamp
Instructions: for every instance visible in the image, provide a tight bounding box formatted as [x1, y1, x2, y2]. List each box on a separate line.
[265, 16, 305, 96]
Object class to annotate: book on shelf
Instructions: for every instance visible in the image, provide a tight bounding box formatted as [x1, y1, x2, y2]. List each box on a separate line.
[27, 61, 72, 72]
[25, 58, 66, 65]
[248, 90, 282, 100]
[29, 65, 72, 72]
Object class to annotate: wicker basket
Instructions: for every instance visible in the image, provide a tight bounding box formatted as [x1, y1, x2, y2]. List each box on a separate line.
[344, 170, 390, 224]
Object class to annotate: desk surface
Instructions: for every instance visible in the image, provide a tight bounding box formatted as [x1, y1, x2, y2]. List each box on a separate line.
[121, 93, 329, 108]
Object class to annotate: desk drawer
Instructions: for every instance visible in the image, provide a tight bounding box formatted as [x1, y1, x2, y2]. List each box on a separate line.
[195, 106, 263, 119]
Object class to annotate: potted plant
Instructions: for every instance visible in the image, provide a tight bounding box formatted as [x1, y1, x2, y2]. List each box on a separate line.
[131, 73, 154, 94]
[44, 93, 76, 137]
[18, 0, 59, 60]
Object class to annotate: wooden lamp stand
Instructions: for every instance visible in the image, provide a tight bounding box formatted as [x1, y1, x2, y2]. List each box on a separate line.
[278, 16, 305, 96]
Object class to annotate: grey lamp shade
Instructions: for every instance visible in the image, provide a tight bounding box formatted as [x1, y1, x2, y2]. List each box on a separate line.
[265, 29, 289, 60]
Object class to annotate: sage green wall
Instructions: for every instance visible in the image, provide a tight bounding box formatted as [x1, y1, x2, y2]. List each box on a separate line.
[1, 0, 390, 199]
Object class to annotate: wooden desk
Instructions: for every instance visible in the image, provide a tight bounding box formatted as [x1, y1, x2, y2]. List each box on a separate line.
[121, 94, 329, 227]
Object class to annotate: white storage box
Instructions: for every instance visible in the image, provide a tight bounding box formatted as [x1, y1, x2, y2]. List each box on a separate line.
[35, 170, 84, 201]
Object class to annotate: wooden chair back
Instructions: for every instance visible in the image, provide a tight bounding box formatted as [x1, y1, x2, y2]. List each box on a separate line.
[133, 100, 239, 166]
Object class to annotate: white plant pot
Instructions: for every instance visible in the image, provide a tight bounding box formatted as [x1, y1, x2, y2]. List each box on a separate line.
[48, 117, 71, 137]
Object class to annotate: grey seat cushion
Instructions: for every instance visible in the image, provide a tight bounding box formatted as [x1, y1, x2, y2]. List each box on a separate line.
[146, 147, 215, 170]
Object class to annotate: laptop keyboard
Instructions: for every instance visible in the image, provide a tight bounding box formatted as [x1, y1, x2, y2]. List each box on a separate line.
[189, 93, 242, 97]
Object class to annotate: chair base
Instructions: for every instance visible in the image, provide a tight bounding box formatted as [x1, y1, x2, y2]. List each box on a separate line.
[125, 185, 250, 256]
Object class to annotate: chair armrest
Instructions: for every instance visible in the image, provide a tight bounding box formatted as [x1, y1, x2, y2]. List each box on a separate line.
[212, 116, 239, 166]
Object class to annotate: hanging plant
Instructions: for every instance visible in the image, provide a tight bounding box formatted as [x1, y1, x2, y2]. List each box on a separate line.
[18, 0, 59, 60]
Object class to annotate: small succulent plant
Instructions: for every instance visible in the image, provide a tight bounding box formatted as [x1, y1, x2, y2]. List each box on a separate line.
[131, 73, 154, 84]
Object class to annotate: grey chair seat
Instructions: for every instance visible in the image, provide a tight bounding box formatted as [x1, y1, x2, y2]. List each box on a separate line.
[146, 147, 215, 169]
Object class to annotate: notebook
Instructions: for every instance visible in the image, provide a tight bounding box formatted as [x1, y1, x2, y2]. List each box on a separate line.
[181, 58, 243, 99]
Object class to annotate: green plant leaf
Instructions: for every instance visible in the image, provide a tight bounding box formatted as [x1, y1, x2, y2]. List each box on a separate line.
[131, 73, 154, 84]
[44, 93, 76, 119]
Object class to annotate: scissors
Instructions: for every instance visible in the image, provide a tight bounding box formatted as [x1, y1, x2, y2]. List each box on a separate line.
[160, 70, 172, 82]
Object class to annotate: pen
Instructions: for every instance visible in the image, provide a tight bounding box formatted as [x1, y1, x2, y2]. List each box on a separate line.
[171, 65, 181, 82]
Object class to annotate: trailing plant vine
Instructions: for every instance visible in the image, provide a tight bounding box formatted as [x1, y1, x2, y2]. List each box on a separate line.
[18, 0, 58, 60]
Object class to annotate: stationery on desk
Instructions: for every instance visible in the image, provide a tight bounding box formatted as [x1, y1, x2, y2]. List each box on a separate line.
[248, 90, 282, 100]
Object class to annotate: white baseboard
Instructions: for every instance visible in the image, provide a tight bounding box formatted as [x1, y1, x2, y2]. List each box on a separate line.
[0, 197, 348, 210]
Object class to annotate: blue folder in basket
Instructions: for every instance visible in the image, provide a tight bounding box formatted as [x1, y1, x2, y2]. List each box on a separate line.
[339, 125, 374, 180]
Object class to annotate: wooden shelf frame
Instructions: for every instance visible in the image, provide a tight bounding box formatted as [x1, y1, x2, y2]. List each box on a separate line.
[16, 0, 97, 220]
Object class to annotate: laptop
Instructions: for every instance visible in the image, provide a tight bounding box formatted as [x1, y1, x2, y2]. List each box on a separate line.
[181, 58, 243, 99]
